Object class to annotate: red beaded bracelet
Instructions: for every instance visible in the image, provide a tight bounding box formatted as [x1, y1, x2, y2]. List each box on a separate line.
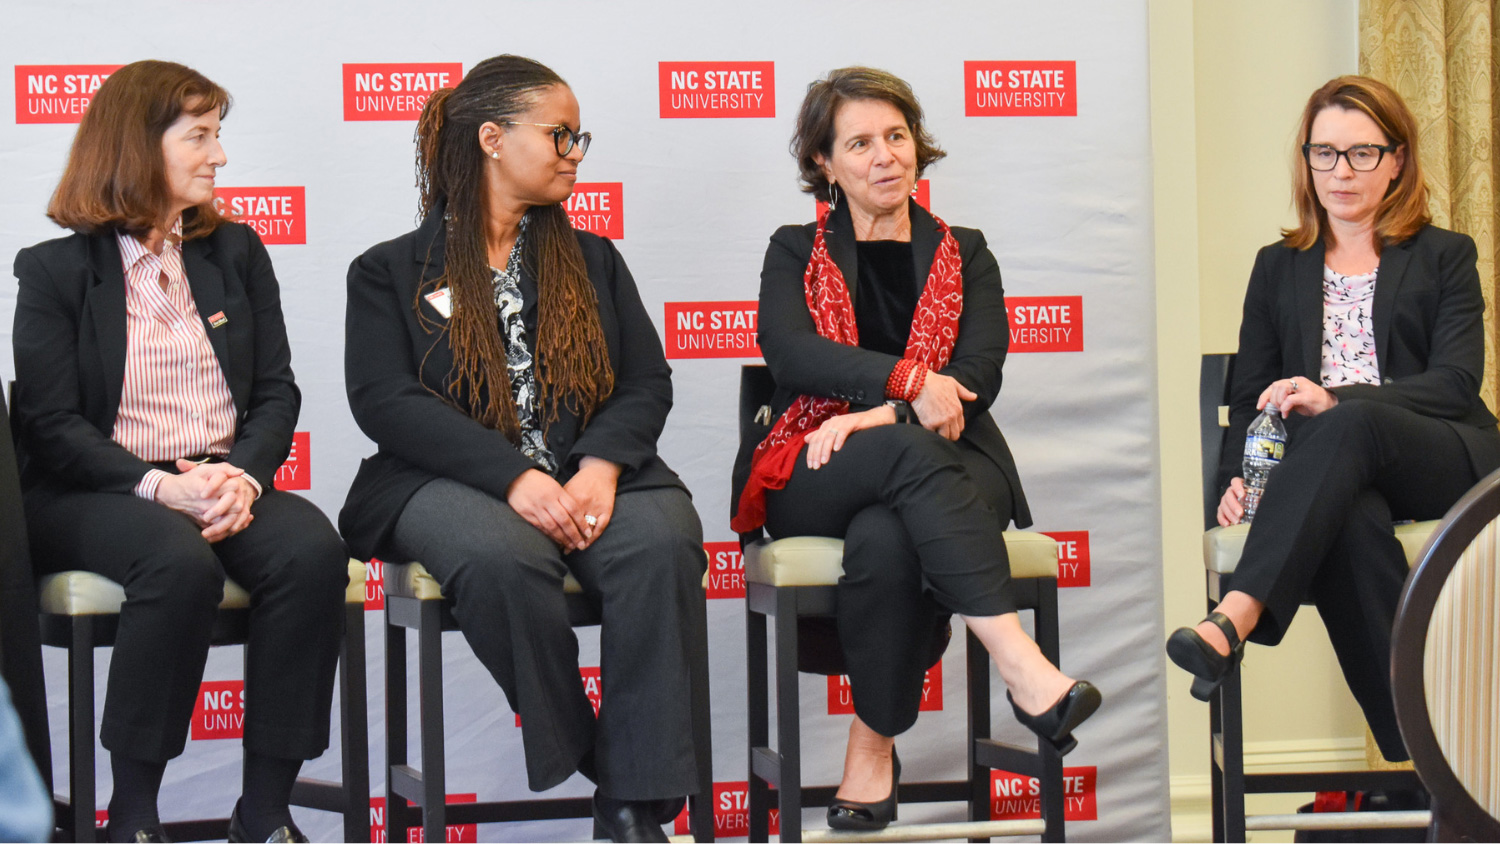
[885, 359, 915, 400]
[903, 364, 928, 402]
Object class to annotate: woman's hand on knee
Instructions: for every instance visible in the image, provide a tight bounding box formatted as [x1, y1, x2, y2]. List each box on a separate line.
[1217, 478, 1246, 527]
[1258, 377, 1336, 417]
[804, 405, 897, 470]
[563, 456, 621, 548]
[507, 468, 590, 550]
[911, 372, 977, 441]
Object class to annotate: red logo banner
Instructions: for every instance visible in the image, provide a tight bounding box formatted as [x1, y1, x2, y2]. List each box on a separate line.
[190, 680, 245, 740]
[1040, 530, 1090, 587]
[672, 781, 780, 837]
[704, 541, 744, 599]
[663, 301, 760, 359]
[1006, 296, 1083, 352]
[991, 766, 1097, 821]
[567, 182, 623, 239]
[965, 61, 1077, 117]
[14, 64, 122, 123]
[828, 662, 942, 714]
[215, 187, 306, 245]
[365, 558, 386, 611]
[659, 62, 775, 118]
[370, 795, 477, 843]
[343, 63, 462, 121]
[274, 431, 310, 491]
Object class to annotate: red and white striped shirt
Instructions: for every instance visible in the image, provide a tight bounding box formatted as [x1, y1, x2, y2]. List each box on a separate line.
[113, 219, 252, 500]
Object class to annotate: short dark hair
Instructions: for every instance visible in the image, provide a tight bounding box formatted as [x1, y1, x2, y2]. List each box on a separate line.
[47, 60, 231, 240]
[790, 66, 946, 202]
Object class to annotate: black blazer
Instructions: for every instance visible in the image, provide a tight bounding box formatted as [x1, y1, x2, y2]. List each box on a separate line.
[11, 223, 300, 496]
[339, 208, 684, 563]
[1218, 224, 1500, 493]
[744, 200, 1032, 529]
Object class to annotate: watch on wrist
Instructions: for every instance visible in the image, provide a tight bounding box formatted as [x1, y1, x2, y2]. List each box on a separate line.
[884, 399, 910, 424]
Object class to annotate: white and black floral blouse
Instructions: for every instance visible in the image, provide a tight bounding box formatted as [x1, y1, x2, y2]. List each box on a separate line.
[1320, 265, 1381, 388]
[491, 218, 558, 473]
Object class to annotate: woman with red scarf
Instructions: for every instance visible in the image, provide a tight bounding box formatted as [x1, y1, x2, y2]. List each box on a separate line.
[733, 67, 1101, 832]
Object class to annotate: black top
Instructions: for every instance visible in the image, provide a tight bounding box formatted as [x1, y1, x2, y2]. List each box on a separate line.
[1217, 223, 1500, 494]
[855, 240, 917, 356]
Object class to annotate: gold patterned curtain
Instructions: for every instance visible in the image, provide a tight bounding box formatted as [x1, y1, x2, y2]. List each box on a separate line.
[1361, 0, 1498, 412]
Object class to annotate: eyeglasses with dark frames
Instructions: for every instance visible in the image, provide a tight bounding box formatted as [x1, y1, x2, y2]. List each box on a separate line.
[501, 121, 591, 158]
[1302, 142, 1397, 172]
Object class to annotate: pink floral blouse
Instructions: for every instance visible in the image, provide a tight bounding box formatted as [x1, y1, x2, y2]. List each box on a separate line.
[1321, 265, 1381, 388]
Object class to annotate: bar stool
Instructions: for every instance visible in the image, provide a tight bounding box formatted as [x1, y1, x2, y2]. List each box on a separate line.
[381, 561, 716, 843]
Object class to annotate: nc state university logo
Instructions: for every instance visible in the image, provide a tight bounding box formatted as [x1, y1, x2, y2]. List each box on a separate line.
[215, 187, 306, 245]
[1041, 531, 1091, 588]
[663, 302, 759, 359]
[566, 183, 622, 239]
[343, 63, 462, 121]
[659, 62, 774, 118]
[1006, 296, 1083, 352]
[829, 663, 942, 714]
[191, 680, 245, 740]
[672, 782, 779, 837]
[14, 64, 122, 123]
[273, 431, 310, 491]
[704, 542, 744, 599]
[965, 62, 1077, 117]
[365, 559, 386, 611]
[991, 766, 1097, 821]
[370, 795, 477, 843]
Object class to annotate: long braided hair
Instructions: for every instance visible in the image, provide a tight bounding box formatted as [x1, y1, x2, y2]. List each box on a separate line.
[413, 55, 612, 441]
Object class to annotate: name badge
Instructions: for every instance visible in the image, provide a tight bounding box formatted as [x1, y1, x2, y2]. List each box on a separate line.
[424, 288, 453, 319]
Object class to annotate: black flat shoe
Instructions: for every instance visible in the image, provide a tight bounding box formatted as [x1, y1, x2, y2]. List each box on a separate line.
[827, 750, 900, 831]
[593, 790, 669, 843]
[1166, 611, 1244, 700]
[1008, 681, 1102, 757]
[226, 800, 309, 843]
[106, 825, 170, 843]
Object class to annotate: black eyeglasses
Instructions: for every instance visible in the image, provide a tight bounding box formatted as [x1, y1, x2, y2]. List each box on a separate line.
[501, 121, 591, 158]
[1302, 142, 1397, 172]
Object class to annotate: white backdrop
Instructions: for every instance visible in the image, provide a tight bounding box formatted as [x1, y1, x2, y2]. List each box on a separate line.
[1, 1, 1171, 840]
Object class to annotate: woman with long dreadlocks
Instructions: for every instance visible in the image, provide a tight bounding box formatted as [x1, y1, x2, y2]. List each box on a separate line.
[340, 55, 704, 843]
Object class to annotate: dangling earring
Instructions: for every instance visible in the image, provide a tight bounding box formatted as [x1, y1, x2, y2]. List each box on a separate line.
[827, 182, 839, 213]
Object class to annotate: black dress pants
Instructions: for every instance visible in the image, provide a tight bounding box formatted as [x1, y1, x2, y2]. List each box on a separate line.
[1232, 399, 1498, 760]
[26, 487, 348, 764]
[764, 424, 1016, 737]
[392, 479, 706, 799]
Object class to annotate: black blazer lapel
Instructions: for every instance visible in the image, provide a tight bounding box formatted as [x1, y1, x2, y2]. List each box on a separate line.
[909, 201, 939, 294]
[822, 200, 859, 303]
[84, 235, 128, 421]
[1294, 242, 1325, 377]
[1371, 242, 1410, 376]
[182, 239, 236, 404]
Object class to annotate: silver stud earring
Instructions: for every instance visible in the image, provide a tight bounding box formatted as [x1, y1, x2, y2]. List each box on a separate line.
[491, 151, 500, 160]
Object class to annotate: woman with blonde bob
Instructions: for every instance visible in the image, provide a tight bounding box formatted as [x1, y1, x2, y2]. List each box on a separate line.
[1166, 75, 1500, 761]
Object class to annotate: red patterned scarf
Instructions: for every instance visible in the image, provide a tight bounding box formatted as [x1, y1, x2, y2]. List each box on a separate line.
[732, 208, 965, 532]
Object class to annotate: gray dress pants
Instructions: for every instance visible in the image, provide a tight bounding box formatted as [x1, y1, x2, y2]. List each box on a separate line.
[392, 478, 705, 798]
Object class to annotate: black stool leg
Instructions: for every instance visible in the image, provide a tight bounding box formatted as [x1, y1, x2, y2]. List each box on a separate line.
[966, 627, 991, 842]
[417, 601, 445, 844]
[71, 616, 97, 844]
[1219, 664, 1246, 842]
[1034, 580, 1065, 844]
[773, 589, 802, 844]
[384, 606, 410, 844]
[746, 600, 770, 843]
[340, 600, 370, 843]
[688, 596, 715, 842]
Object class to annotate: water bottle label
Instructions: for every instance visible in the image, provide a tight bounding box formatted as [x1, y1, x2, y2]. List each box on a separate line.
[1245, 434, 1284, 461]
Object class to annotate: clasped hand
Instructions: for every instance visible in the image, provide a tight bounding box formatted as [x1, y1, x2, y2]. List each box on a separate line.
[506, 456, 622, 551]
[154, 459, 256, 542]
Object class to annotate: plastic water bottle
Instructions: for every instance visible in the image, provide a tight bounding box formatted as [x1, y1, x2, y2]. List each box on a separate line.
[1240, 404, 1287, 524]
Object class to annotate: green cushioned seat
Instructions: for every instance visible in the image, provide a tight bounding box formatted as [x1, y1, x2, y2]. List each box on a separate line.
[38, 560, 368, 615]
[1203, 520, 1440, 575]
[744, 530, 1059, 588]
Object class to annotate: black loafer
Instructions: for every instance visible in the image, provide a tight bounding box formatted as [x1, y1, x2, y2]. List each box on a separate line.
[1166, 611, 1244, 700]
[106, 825, 170, 843]
[1009, 680, 1103, 756]
[226, 800, 310, 843]
[593, 790, 669, 843]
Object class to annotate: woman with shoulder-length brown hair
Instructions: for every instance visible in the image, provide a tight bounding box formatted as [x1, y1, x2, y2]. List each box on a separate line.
[733, 66, 1101, 832]
[12, 60, 348, 843]
[1167, 75, 1500, 761]
[340, 54, 705, 843]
